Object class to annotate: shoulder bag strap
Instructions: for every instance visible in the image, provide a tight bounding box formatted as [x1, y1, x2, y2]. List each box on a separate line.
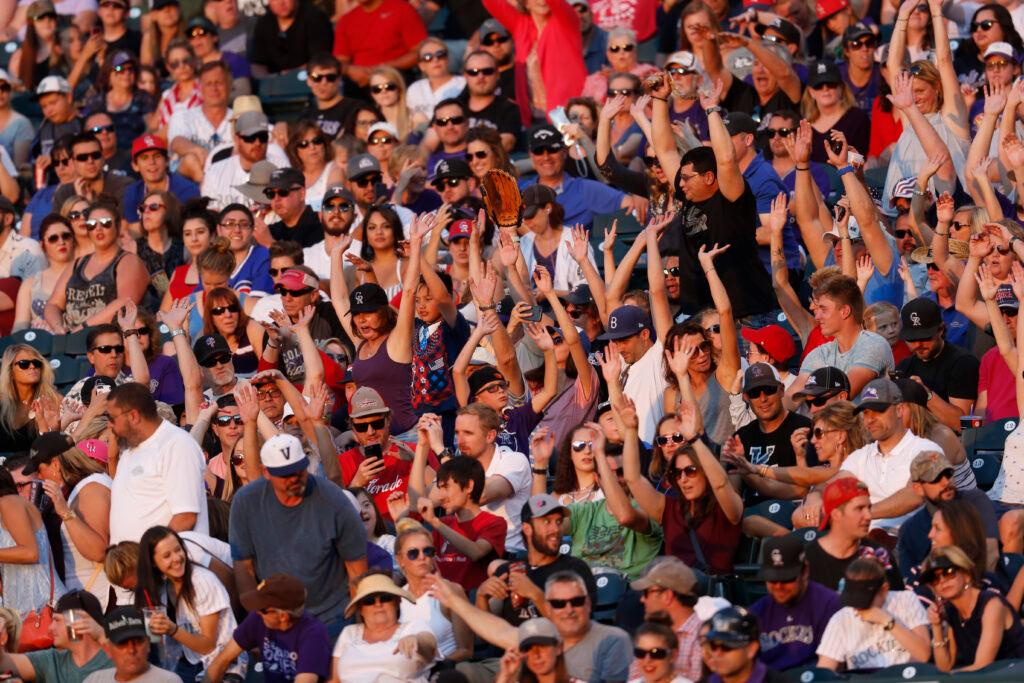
[687, 527, 709, 573]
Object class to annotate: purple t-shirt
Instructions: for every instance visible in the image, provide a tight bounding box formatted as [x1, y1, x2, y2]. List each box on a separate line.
[497, 402, 542, 454]
[750, 580, 841, 670]
[233, 611, 331, 683]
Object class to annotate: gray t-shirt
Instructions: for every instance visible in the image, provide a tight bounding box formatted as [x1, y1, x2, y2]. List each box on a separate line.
[229, 476, 368, 624]
[564, 621, 633, 683]
[800, 330, 895, 378]
[83, 665, 182, 683]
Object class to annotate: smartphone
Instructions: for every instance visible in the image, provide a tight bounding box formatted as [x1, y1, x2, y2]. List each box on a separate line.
[888, 370, 906, 381]
[835, 205, 847, 223]
[526, 305, 543, 322]
[828, 134, 844, 156]
[363, 443, 383, 460]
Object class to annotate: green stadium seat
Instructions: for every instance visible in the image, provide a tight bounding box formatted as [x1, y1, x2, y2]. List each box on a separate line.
[48, 355, 79, 386]
[591, 568, 628, 624]
[782, 665, 843, 682]
[871, 663, 941, 679]
[963, 417, 1018, 458]
[970, 451, 1001, 491]
[7, 328, 53, 355]
[256, 69, 311, 121]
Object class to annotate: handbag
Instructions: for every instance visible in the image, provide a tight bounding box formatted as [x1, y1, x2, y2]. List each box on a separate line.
[18, 555, 55, 653]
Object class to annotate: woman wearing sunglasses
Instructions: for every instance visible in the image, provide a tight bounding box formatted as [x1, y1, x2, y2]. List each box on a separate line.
[163, 198, 216, 311]
[13, 215, 77, 333]
[131, 189, 184, 300]
[925, 546, 1024, 672]
[803, 61, 869, 165]
[286, 121, 344, 212]
[953, 4, 1024, 80]
[465, 125, 517, 185]
[537, 425, 607, 505]
[330, 570, 437, 683]
[202, 286, 257, 374]
[118, 306, 185, 406]
[0, 344, 61, 452]
[44, 199, 149, 334]
[195, 395, 245, 494]
[59, 195, 95, 258]
[156, 39, 202, 138]
[393, 523, 473, 662]
[367, 67, 412, 142]
[82, 51, 158, 152]
[630, 618, 689, 683]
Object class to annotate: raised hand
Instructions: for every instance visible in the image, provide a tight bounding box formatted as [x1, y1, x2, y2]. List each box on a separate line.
[664, 335, 695, 377]
[530, 427, 556, 469]
[935, 192, 955, 224]
[469, 262, 498, 306]
[158, 298, 193, 332]
[976, 262, 1000, 301]
[603, 219, 618, 253]
[919, 152, 946, 187]
[768, 192, 788, 234]
[897, 256, 914, 285]
[788, 120, 812, 165]
[524, 321, 555, 351]
[387, 490, 411, 522]
[856, 254, 875, 287]
[677, 398, 702, 439]
[611, 393, 640, 430]
[886, 70, 916, 112]
[646, 210, 677, 240]
[235, 382, 260, 423]
[823, 129, 849, 168]
[345, 252, 375, 275]
[969, 232, 993, 259]
[533, 265, 554, 295]
[116, 300, 138, 330]
[330, 233, 354, 261]
[697, 77, 725, 111]
[984, 81, 1009, 115]
[596, 347, 624, 384]
[600, 94, 629, 120]
[568, 224, 590, 263]
[1003, 135, 1024, 171]
[697, 242, 730, 272]
[476, 309, 501, 336]
[1011, 261, 1024, 301]
[305, 380, 329, 421]
[497, 229, 520, 269]
[643, 71, 672, 100]
[630, 94, 652, 122]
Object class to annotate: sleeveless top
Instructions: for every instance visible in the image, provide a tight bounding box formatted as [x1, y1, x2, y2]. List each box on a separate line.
[946, 590, 1024, 667]
[305, 164, 333, 212]
[352, 339, 417, 435]
[401, 591, 457, 658]
[697, 374, 734, 448]
[989, 422, 1024, 505]
[63, 251, 128, 329]
[61, 473, 113, 609]
[0, 519, 67, 617]
[169, 265, 198, 301]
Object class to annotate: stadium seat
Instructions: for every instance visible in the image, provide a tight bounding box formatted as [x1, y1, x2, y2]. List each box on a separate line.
[590, 211, 643, 281]
[6, 328, 53, 355]
[256, 69, 312, 120]
[744, 499, 798, 530]
[970, 451, 1001, 491]
[963, 417, 1019, 459]
[48, 355, 80, 387]
[782, 666, 843, 682]
[871, 662, 941, 679]
[590, 568, 628, 624]
[0, 41, 15, 69]
[1001, 553, 1024, 584]
[61, 328, 94, 357]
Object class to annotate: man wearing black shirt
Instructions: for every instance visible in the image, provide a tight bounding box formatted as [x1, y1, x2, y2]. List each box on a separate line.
[459, 50, 521, 151]
[31, 76, 81, 162]
[249, 0, 333, 76]
[96, 0, 141, 57]
[266, 168, 324, 248]
[896, 297, 979, 431]
[298, 53, 366, 139]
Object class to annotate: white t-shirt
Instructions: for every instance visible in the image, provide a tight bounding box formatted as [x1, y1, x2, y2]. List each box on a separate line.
[169, 566, 239, 671]
[622, 339, 669, 445]
[816, 591, 929, 671]
[990, 421, 1024, 505]
[406, 77, 467, 122]
[109, 420, 209, 543]
[167, 107, 234, 155]
[331, 620, 435, 683]
[482, 445, 532, 553]
[840, 430, 942, 531]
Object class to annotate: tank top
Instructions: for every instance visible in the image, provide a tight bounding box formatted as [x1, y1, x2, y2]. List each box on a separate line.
[352, 339, 417, 435]
[63, 251, 128, 329]
[947, 590, 1024, 667]
[401, 591, 457, 658]
[169, 265, 198, 300]
[61, 473, 113, 609]
[697, 374, 734, 448]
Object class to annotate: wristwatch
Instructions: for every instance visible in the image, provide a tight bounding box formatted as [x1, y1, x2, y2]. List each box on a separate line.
[704, 105, 723, 116]
[60, 509, 77, 522]
[439, 448, 454, 461]
[883, 618, 896, 631]
[169, 328, 185, 338]
[122, 329, 141, 338]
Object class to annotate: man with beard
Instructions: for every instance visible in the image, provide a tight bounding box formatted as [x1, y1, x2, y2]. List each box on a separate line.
[477, 19, 516, 104]
[202, 111, 274, 210]
[896, 297, 979, 430]
[895, 451, 998, 582]
[304, 186, 357, 281]
[750, 534, 841, 670]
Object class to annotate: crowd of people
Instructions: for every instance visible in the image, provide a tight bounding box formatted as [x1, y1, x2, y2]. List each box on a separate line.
[3, 0, 1024, 680]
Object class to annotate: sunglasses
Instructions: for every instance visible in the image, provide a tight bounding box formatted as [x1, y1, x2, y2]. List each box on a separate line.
[434, 115, 466, 127]
[323, 202, 352, 213]
[91, 344, 125, 354]
[405, 546, 436, 560]
[972, 19, 997, 31]
[663, 266, 680, 277]
[570, 440, 592, 452]
[85, 218, 115, 230]
[466, 150, 489, 160]
[112, 63, 135, 73]
[672, 464, 700, 478]
[808, 392, 838, 407]
[925, 566, 959, 583]
[124, 326, 151, 337]
[211, 304, 240, 316]
[608, 87, 638, 97]
[432, 178, 463, 191]
[810, 81, 840, 91]
[609, 44, 635, 53]
[188, 27, 211, 38]
[54, 156, 71, 167]
[352, 417, 388, 432]
[812, 426, 837, 439]
[996, 243, 1013, 255]
[230, 453, 245, 466]
[548, 596, 587, 609]
[167, 59, 190, 70]
[846, 36, 877, 50]
[310, 72, 340, 83]
[987, 58, 1013, 69]
[75, 151, 102, 162]
[633, 647, 671, 660]
[297, 136, 325, 149]
[89, 124, 115, 135]
[705, 324, 721, 334]
[893, 229, 912, 239]
[214, 414, 243, 426]
[69, 210, 86, 220]
[643, 156, 662, 168]
[370, 82, 398, 94]
[465, 67, 497, 77]
[693, 340, 713, 354]
[268, 267, 292, 278]
[276, 286, 314, 298]
[353, 174, 382, 187]
[139, 202, 165, 214]
[766, 128, 794, 138]
[240, 131, 269, 145]
[264, 187, 298, 200]
[747, 385, 779, 399]
[200, 353, 232, 368]
[359, 593, 398, 608]
[668, 67, 696, 76]
[420, 49, 448, 62]
[15, 359, 43, 370]
[481, 34, 510, 46]
[701, 639, 744, 653]
[532, 144, 563, 155]
[656, 433, 686, 447]
[369, 136, 396, 146]
[46, 232, 73, 244]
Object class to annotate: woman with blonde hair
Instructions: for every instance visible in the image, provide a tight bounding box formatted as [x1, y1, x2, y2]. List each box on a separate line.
[61, 195, 94, 258]
[179, 236, 247, 338]
[285, 121, 343, 211]
[368, 67, 412, 142]
[406, 38, 465, 128]
[0, 607, 21, 655]
[802, 62, 870, 163]
[0, 344, 61, 452]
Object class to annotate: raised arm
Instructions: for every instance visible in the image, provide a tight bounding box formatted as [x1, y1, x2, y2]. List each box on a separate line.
[590, 421, 651, 531]
[117, 302, 150, 388]
[388, 213, 434, 363]
[955, 234, 995, 328]
[613, 391, 666, 523]
[768, 193, 815, 342]
[452, 315, 496, 407]
[696, 243, 741, 387]
[683, 399, 743, 523]
[606, 221, 650, 308]
[928, 0, 968, 136]
[887, 70, 957, 189]
[567, 224, 609, 322]
[159, 300, 202, 424]
[785, 121, 831, 269]
[522, 321, 565, 409]
[329, 236, 357, 342]
[1012, 263, 1024, 408]
[644, 213, 678, 341]
[702, 80, 744, 201]
[648, 73, 682, 182]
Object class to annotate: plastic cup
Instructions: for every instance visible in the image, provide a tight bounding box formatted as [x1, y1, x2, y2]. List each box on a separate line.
[142, 606, 165, 643]
[64, 609, 81, 642]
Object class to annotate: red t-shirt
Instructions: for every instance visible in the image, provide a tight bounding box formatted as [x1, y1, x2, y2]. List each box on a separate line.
[891, 340, 912, 366]
[433, 511, 507, 590]
[662, 495, 741, 575]
[868, 97, 903, 161]
[800, 325, 834, 364]
[979, 346, 1018, 422]
[338, 441, 440, 521]
[332, 0, 428, 67]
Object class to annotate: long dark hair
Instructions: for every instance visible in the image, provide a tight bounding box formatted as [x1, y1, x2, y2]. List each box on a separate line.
[18, 18, 63, 90]
[359, 204, 405, 262]
[964, 5, 1024, 59]
[348, 487, 388, 538]
[134, 526, 197, 615]
[935, 498, 987, 583]
[552, 425, 597, 495]
[0, 469, 19, 497]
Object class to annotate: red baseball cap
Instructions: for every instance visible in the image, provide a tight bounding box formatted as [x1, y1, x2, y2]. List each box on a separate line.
[815, 0, 849, 19]
[741, 325, 796, 364]
[819, 477, 870, 530]
[131, 134, 167, 159]
[277, 268, 318, 292]
[448, 218, 473, 241]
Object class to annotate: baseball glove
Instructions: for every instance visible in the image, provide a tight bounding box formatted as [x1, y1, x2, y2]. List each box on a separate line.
[480, 169, 523, 229]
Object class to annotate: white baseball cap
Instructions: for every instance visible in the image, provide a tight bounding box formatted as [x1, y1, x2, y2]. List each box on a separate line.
[36, 75, 70, 96]
[665, 51, 697, 70]
[984, 41, 1016, 60]
[259, 433, 308, 477]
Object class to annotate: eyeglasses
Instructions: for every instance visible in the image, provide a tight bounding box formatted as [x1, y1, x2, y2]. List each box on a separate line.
[656, 433, 685, 447]
[481, 34, 510, 46]
[139, 202, 165, 214]
[323, 202, 352, 213]
[672, 464, 700, 478]
[747, 385, 779, 399]
[420, 49, 449, 62]
[972, 19, 997, 31]
[46, 232, 73, 244]
[75, 151, 102, 162]
[14, 359, 43, 370]
[808, 392, 838, 407]
[200, 353, 232, 368]
[359, 593, 398, 608]
[188, 27, 211, 38]
[434, 115, 466, 127]
[766, 128, 794, 138]
[240, 131, 269, 145]
[275, 286, 314, 298]
[112, 63, 135, 73]
[532, 144, 563, 156]
[91, 344, 125, 354]
[668, 67, 697, 76]
[297, 136, 325, 149]
[633, 647, 671, 660]
[548, 595, 587, 609]
[89, 124, 115, 135]
[211, 304, 240, 315]
[353, 174, 382, 188]
[405, 546, 436, 560]
[432, 178, 463, 191]
[663, 266, 680, 277]
[214, 414, 243, 426]
[370, 82, 398, 94]
[478, 381, 508, 394]
[369, 136, 396, 146]
[810, 81, 840, 91]
[352, 417, 388, 432]
[704, 324, 721, 334]
[310, 72, 339, 83]
[220, 219, 252, 230]
[85, 218, 115, 230]
[608, 87, 638, 97]
[987, 59, 1012, 69]
[465, 67, 497, 77]
[608, 44, 635, 53]
[846, 36, 877, 50]
[570, 440, 592, 452]
[264, 187, 299, 200]
[257, 387, 282, 400]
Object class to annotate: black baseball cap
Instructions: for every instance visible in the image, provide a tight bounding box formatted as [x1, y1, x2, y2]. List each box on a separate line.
[703, 607, 760, 646]
[758, 534, 805, 582]
[193, 334, 231, 366]
[742, 362, 783, 393]
[840, 576, 885, 609]
[755, 15, 801, 45]
[104, 607, 148, 644]
[565, 284, 593, 306]
[900, 297, 943, 341]
[807, 60, 843, 89]
[349, 283, 390, 313]
[22, 431, 74, 475]
[843, 22, 874, 43]
[792, 366, 850, 400]
[468, 365, 505, 396]
[81, 375, 117, 407]
[56, 590, 104, 622]
[432, 158, 472, 181]
[266, 167, 305, 191]
[528, 125, 563, 152]
[724, 112, 758, 136]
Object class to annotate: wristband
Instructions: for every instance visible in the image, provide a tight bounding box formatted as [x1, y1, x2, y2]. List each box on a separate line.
[705, 105, 723, 116]
[122, 329, 140, 338]
[883, 618, 896, 631]
[795, 165, 810, 171]
[479, 304, 497, 311]
[439, 448, 454, 461]
[531, 467, 548, 475]
[170, 623, 179, 637]
[266, 341, 280, 349]
[837, 165, 855, 177]
[651, 95, 668, 102]
[684, 431, 704, 446]
[170, 328, 185, 338]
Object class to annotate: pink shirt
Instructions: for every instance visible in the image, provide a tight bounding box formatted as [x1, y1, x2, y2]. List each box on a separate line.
[979, 346, 1018, 422]
[589, 0, 659, 40]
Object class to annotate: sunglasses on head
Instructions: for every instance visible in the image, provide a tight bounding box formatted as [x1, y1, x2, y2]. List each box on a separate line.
[92, 344, 125, 354]
[15, 359, 43, 370]
[75, 151, 102, 162]
[766, 127, 794, 138]
[548, 595, 587, 609]
[808, 392, 838, 407]
[434, 115, 466, 127]
[323, 202, 352, 213]
[633, 647, 671, 660]
[310, 72, 339, 83]
[746, 385, 779, 399]
[608, 87, 638, 97]
[570, 440, 592, 452]
[89, 124, 115, 135]
[420, 49, 448, 62]
[359, 593, 398, 608]
[846, 36, 876, 50]
[466, 150, 489, 160]
[139, 202, 165, 214]
[214, 414, 243, 426]
[972, 19, 997, 31]
[211, 304, 240, 316]
[240, 131, 269, 145]
[85, 217, 115, 230]
[405, 546, 436, 560]
[200, 353, 232, 368]
[264, 186, 298, 200]
[656, 433, 686, 447]
[275, 285, 314, 298]
[481, 34, 510, 46]
[609, 44, 635, 53]
[297, 136, 325, 149]
[466, 67, 497, 77]
[353, 174, 382, 188]
[370, 82, 398, 94]
[46, 232, 73, 244]
[352, 417, 387, 432]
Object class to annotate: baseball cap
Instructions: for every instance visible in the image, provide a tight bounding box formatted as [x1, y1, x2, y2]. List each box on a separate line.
[479, 18, 510, 39]
[152, 0, 180, 9]
[822, 215, 862, 242]
[77, 438, 109, 465]
[235, 111, 269, 137]
[80, 375, 117, 407]
[815, 0, 849, 20]
[741, 325, 795, 364]
[900, 297, 942, 341]
[793, 366, 849, 400]
[742, 362, 783, 393]
[854, 378, 904, 413]
[36, 75, 70, 97]
[103, 607, 148, 644]
[598, 305, 650, 340]
[260, 433, 308, 477]
[277, 268, 318, 292]
[266, 167, 304, 191]
[528, 125, 563, 152]
[842, 22, 874, 43]
[447, 218, 473, 241]
[724, 111, 758, 136]
[432, 157, 472, 181]
[518, 618, 560, 648]
[367, 121, 399, 141]
[240, 574, 307, 612]
[520, 493, 569, 523]
[703, 607, 760, 647]
[110, 50, 135, 68]
[758, 534, 805, 582]
[909, 450, 955, 484]
[468, 365, 505, 396]
[192, 334, 231, 367]
[22, 431, 74, 475]
[996, 283, 1019, 311]
[323, 185, 354, 205]
[565, 284, 593, 306]
[188, 15, 217, 33]
[891, 176, 917, 201]
[27, 0, 56, 19]
[984, 41, 1016, 60]
[630, 556, 699, 596]
[347, 153, 381, 180]
[665, 51, 697, 70]
[56, 590, 104, 622]
[349, 386, 391, 419]
[522, 184, 557, 217]
[807, 60, 842, 89]
[349, 283, 390, 313]
[131, 134, 167, 159]
[234, 160, 278, 204]
[840, 575, 885, 609]
[819, 477, 870, 530]
[755, 15, 801, 45]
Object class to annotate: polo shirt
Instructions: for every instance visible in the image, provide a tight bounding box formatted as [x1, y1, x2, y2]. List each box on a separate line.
[519, 174, 624, 229]
[123, 173, 199, 223]
[27, 648, 113, 683]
